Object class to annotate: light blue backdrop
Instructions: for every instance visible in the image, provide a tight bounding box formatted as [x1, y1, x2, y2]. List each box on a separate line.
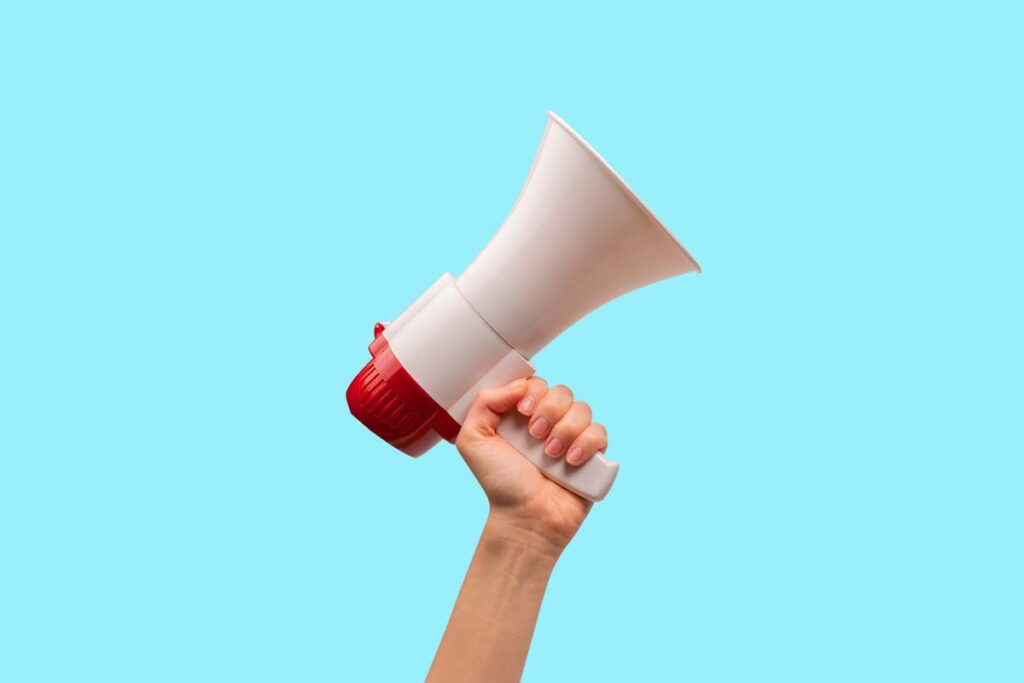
[2, 2, 1021, 681]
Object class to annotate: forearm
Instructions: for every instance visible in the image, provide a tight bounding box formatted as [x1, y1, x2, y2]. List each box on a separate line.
[426, 514, 563, 683]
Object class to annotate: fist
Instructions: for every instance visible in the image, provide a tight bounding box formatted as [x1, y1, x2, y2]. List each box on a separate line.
[456, 377, 608, 548]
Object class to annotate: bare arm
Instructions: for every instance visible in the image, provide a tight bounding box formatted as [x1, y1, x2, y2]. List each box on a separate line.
[426, 516, 560, 682]
[426, 378, 607, 682]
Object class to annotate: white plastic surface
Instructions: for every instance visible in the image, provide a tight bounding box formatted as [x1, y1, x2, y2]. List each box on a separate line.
[387, 277, 514, 409]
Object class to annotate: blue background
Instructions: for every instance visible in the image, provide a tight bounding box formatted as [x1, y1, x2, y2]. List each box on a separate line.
[2, 2, 1021, 681]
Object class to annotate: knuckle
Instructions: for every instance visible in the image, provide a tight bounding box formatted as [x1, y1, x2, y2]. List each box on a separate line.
[576, 424, 605, 448]
[552, 384, 574, 402]
[567, 408, 590, 430]
[553, 417, 582, 438]
[475, 388, 499, 405]
[529, 376, 549, 391]
[572, 435, 596, 455]
[537, 393, 560, 414]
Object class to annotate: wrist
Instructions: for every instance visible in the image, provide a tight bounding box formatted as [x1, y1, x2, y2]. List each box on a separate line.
[481, 513, 566, 571]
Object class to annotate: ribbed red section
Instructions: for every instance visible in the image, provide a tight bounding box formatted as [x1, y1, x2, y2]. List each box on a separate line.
[348, 358, 426, 445]
[346, 329, 459, 457]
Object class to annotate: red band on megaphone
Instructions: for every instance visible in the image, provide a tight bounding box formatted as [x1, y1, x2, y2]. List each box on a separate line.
[346, 327, 461, 456]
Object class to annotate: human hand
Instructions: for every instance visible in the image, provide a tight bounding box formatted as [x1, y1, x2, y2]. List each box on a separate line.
[455, 377, 608, 550]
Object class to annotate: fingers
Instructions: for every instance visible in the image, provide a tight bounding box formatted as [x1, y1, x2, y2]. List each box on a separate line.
[462, 377, 609, 469]
[527, 384, 573, 440]
[515, 376, 548, 416]
[543, 400, 591, 459]
[461, 378, 529, 437]
[566, 423, 607, 466]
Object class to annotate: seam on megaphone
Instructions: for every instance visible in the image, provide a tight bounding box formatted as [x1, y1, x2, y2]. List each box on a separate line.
[449, 280, 533, 362]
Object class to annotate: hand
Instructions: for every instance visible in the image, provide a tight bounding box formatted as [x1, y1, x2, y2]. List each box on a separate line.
[456, 377, 609, 550]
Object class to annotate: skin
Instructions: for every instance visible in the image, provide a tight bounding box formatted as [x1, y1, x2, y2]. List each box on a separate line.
[425, 377, 608, 683]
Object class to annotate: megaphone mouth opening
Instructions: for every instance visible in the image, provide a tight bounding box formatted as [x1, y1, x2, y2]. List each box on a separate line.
[545, 111, 701, 274]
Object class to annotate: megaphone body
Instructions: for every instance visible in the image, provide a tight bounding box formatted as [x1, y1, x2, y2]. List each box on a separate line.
[347, 113, 699, 501]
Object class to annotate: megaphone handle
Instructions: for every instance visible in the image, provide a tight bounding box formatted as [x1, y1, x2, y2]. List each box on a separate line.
[496, 411, 620, 502]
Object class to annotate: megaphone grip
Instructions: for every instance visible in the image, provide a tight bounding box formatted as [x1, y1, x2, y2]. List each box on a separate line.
[496, 411, 619, 502]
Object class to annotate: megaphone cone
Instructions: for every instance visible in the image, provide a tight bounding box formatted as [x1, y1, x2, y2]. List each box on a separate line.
[459, 112, 700, 357]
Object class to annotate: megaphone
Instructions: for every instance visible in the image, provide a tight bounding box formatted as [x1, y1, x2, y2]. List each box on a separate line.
[347, 112, 699, 501]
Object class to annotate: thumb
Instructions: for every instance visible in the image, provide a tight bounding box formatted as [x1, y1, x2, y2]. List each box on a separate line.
[461, 378, 529, 438]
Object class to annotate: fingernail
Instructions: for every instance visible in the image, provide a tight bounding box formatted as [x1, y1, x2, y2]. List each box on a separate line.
[529, 416, 549, 438]
[517, 395, 536, 414]
[545, 437, 565, 457]
[506, 378, 526, 390]
[567, 446, 583, 465]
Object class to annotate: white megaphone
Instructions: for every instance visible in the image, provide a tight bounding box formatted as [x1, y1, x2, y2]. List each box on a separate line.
[347, 112, 700, 501]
